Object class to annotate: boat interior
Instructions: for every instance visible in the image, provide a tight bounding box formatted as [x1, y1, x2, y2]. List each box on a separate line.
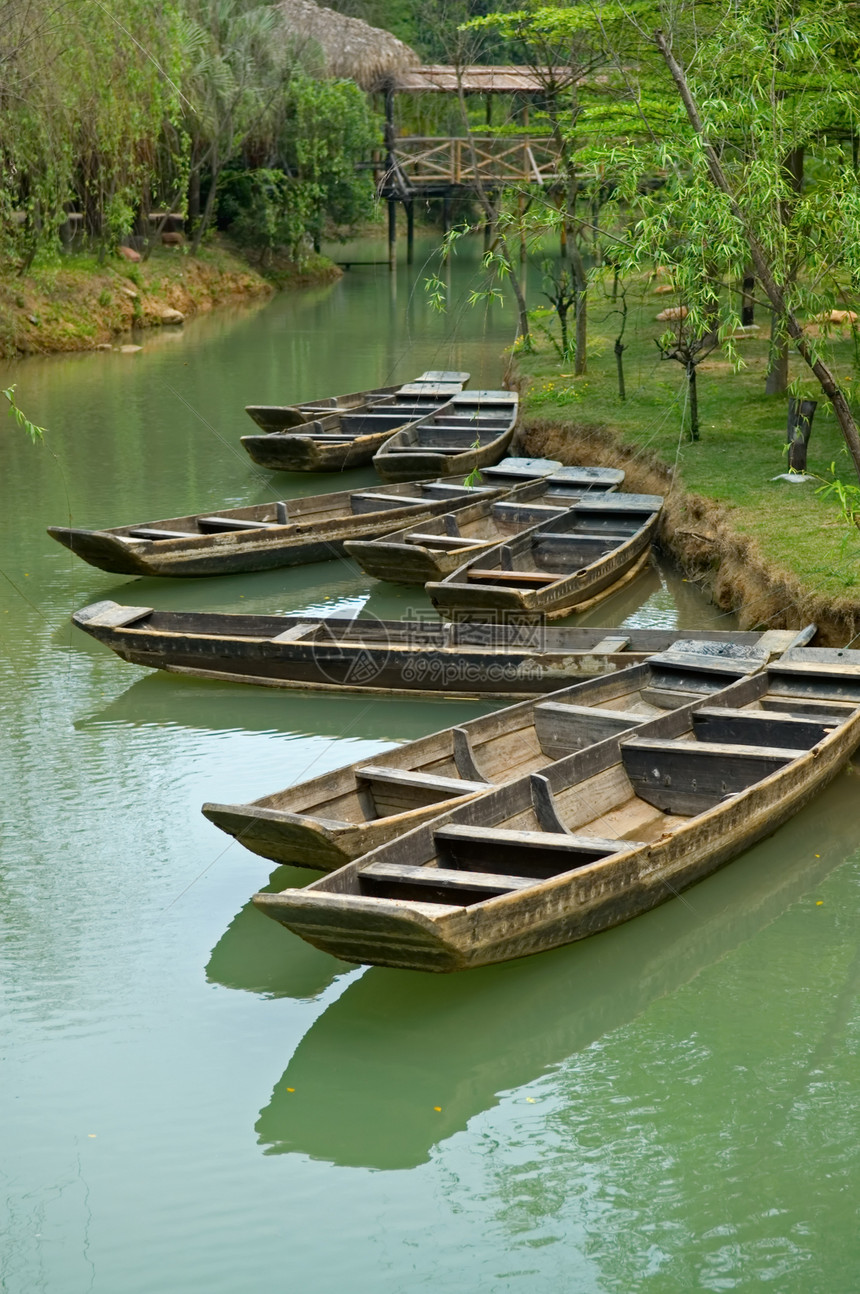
[313, 664, 860, 907]
[254, 650, 774, 829]
[452, 500, 658, 588]
[106, 480, 496, 542]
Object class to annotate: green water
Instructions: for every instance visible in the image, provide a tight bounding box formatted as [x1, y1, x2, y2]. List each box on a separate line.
[2, 238, 859, 1293]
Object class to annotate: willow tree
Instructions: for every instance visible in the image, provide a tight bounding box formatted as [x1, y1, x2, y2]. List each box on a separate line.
[464, 5, 624, 374]
[590, 1, 860, 476]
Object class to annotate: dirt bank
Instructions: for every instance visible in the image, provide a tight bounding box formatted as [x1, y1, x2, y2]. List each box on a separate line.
[522, 417, 860, 646]
[0, 245, 341, 359]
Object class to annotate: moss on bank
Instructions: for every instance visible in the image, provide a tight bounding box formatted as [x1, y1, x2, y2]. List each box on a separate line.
[516, 281, 860, 643]
[0, 242, 341, 359]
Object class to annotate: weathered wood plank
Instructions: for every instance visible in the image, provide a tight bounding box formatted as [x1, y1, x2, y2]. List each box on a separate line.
[354, 765, 488, 796]
[692, 706, 837, 748]
[621, 736, 805, 815]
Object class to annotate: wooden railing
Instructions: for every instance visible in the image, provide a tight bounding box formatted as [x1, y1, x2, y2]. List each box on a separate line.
[376, 136, 561, 192]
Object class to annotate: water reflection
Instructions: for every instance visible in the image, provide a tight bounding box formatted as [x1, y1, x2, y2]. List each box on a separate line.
[205, 866, 351, 999]
[76, 672, 502, 741]
[255, 764, 859, 1170]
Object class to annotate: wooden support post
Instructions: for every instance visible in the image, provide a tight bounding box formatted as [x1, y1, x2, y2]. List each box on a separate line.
[388, 199, 397, 271]
[406, 200, 414, 264]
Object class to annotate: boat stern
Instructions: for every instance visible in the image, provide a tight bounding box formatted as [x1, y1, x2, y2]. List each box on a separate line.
[252, 888, 468, 971]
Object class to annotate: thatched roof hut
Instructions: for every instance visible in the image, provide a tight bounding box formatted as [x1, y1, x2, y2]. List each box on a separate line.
[276, 0, 419, 91]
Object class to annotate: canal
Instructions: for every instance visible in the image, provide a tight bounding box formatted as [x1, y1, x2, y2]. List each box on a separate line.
[1, 235, 859, 1293]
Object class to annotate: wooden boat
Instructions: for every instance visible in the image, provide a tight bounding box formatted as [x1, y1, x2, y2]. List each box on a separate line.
[256, 773, 856, 1167]
[242, 374, 473, 472]
[252, 649, 860, 971]
[202, 639, 802, 872]
[47, 476, 505, 578]
[426, 493, 664, 620]
[372, 390, 520, 482]
[345, 467, 626, 585]
[244, 370, 469, 434]
[70, 602, 812, 699]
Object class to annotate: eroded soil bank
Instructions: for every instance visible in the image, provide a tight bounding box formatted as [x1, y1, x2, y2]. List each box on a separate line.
[0, 245, 340, 359]
[522, 416, 860, 645]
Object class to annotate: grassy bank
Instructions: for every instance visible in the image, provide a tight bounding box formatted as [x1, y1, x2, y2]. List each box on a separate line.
[516, 279, 860, 642]
[0, 242, 341, 359]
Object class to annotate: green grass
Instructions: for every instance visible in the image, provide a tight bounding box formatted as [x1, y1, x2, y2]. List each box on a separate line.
[517, 278, 860, 603]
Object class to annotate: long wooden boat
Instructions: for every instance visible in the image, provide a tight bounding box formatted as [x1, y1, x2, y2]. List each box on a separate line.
[257, 773, 856, 1167]
[202, 639, 800, 872]
[372, 390, 520, 482]
[70, 603, 812, 699]
[426, 492, 664, 620]
[242, 374, 473, 472]
[345, 467, 626, 585]
[47, 476, 505, 578]
[244, 370, 469, 434]
[252, 650, 860, 971]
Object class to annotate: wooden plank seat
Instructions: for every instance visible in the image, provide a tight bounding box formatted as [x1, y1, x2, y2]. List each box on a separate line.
[353, 765, 488, 797]
[79, 603, 153, 628]
[434, 824, 646, 878]
[389, 445, 479, 455]
[691, 706, 838, 748]
[358, 861, 535, 904]
[760, 695, 860, 717]
[196, 516, 283, 531]
[126, 527, 200, 540]
[420, 484, 482, 495]
[622, 737, 808, 814]
[638, 686, 710, 709]
[533, 701, 642, 759]
[465, 569, 561, 585]
[590, 635, 631, 653]
[403, 533, 477, 547]
[533, 531, 632, 546]
[349, 493, 427, 512]
[269, 622, 322, 644]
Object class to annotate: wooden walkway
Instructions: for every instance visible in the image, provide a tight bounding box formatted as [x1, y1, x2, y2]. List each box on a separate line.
[376, 136, 560, 196]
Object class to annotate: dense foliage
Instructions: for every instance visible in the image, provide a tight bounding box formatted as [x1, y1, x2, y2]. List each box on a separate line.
[0, 0, 379, 267]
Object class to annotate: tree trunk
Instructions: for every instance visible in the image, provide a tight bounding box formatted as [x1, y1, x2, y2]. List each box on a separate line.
[786, 398, 817, 472]
[687, 362, 700, 440]
[191, 153, 219, 256]
[615, 340, 626, 401]
[655, 31, 860, 481]
[765, 313, 789, 395]
[456, 86, 531, 349]
[741, 266, 755, 326]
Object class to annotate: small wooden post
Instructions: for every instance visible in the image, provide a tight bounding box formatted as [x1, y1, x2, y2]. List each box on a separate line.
[388, 199, 397, 271]
[786, 397, 817, 472]
[406, 200, 414, 264]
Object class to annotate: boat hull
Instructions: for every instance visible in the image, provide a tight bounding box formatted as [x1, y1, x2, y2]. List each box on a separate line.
[255, 711, 860, 970]
[72, 606, 808, 699]
[240, 429, 394, 472]
[374, 429, 516, 483]
[47, 483, 500, 577]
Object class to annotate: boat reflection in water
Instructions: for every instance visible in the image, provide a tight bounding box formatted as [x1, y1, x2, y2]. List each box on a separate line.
[76, 672, 501, 745]
[205, 865, 352, 1001]
[254, 763, 858, 1169]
